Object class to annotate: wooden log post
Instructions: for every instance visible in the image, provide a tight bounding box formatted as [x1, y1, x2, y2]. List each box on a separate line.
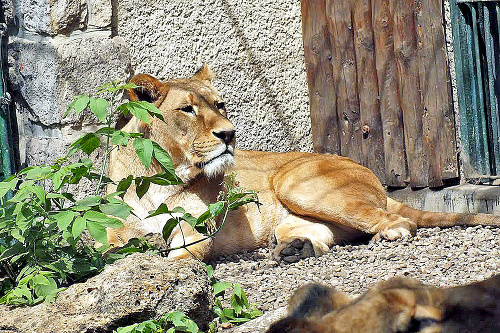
[393, 0, 429, 188]
[326, 0, 363, 164]
[353, 0, 386, 183]
[302, 0, 340, 154]
[415, 0, 458, 187]
[372, 0, 408, 187]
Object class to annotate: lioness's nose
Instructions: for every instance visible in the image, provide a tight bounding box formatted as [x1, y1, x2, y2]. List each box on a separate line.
[213, 130, 235, 144]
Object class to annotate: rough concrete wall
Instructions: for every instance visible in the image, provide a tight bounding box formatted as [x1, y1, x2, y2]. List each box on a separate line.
[3, 0, 312, 177]
[116, 0, 312, 153]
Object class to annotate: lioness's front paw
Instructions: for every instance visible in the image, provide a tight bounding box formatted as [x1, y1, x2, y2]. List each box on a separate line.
[372, 227, 412, 242]
[273, 237, 328, 263]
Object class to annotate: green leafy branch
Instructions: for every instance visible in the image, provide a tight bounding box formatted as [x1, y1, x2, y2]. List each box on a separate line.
[0, 81, 174, 305]
[145, 173, 259, 259]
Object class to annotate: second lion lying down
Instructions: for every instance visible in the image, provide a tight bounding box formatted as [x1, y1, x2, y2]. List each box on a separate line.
[107, 64, 500, 261]
[267, 274, 500, 333]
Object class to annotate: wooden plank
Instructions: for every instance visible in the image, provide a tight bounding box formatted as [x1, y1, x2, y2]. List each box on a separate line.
[450, 1, 491, 176]
[483, 3, 500, 174]
[468, 3, 491, 175]
[326, 0, 363, 164]
[301, 0, 340, 154]
[393, 0, 428, 188]
[353, 0, 386, 183]
[415, 0, 458, 187]
[450, 0, 478, 176]
[372, 0, 407, 187]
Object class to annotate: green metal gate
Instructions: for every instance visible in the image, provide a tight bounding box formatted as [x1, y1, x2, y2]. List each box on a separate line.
[451, 0, 500, 179]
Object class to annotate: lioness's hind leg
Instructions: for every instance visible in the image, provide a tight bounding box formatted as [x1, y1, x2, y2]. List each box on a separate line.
[274, 215, 333, 262]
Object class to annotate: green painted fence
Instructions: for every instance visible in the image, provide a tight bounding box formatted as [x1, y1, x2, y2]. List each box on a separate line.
[451, 0, 500, 178]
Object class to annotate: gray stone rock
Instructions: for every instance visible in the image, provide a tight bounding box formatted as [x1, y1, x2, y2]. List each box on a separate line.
[0, 0, 15, 28]
[88, 0, 113, 29]
[8, 34, 130, 127]
[50, 0, 87, 34]
[20, 0, 51, 34]
[0, 253, 214, 332]
[11, 0, 87, 35]
[8, 33, 130, 171]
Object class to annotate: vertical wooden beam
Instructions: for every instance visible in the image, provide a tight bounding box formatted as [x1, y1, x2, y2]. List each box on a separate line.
[372, 0, 407, 187]
[416, 0, 458, 187]
[483, 3, 500, 174]
[326, 0, 363, 163]
[302, 0, 340, 154]
[393, 0, 428, 188]
[353, 0, 386, 183]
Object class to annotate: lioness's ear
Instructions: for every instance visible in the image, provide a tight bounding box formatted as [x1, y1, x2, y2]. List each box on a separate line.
[128, 74, 165, 103]
[192, 63, 215, 83]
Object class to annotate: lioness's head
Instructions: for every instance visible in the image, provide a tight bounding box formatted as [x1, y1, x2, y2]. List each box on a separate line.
[128, 64, 235, 180]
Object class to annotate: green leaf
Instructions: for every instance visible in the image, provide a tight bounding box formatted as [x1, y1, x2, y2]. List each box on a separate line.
[99, 202, 131, 220]
[117, 175, 133, 197]
[205, 264, 214, 279]
[52, 167, 71, 191]
[86, 221, 108, 245]
[33, 275, 59, 302]
[147, 203, 170, 218]
[32, 273, 50, 286]
[133, 138, 153, 169]
[0, 176, 18, 198]
[65, 95, 90, 117]
[213, 281, 232, 296]
[136, 101, 164, 121]
[0, 243, 25, 261]
[111, 130, 130, 146]
[162, 218, 179, 242]
[89, 97, 109, 122]
[230, 294, 243, 315]
[234, 283, 249, 307]
[152, 142, 176, 175]
[118, 102, 150, 124]
[52, 211, 77, 231]
[72, 195, 102, 211]
[25, 166, 52, 180]
[84, 211, 123, 228]
[68, 133, 101, 156]
[72, 216, 86, 239]
[115, 323, 139, 333]
[135, 178, 150, 199]
[209, 202, 224, 217]
[182, 213, 197, 229]
[30, 185, 46, 203]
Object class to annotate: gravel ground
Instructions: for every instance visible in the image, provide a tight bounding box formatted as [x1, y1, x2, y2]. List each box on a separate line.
[210, 226, 500, 319]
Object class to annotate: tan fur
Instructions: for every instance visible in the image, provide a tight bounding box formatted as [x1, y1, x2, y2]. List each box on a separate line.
[107, 64, 500, 261]
[267, 275, 500, 333]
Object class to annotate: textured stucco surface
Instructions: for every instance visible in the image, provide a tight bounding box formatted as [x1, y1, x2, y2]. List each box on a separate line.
[4, 0, 313, 170]
[117, 0, 313, 153]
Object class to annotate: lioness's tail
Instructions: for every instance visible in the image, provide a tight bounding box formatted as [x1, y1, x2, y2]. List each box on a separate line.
[387, 197, 500, 228]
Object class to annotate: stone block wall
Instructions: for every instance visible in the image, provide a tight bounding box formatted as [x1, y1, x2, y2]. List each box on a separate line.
[2, 0, 312, 175]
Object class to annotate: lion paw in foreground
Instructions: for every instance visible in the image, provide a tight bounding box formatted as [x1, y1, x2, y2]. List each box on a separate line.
[267, 274, 500, 333]
[107, 64, 500, 262]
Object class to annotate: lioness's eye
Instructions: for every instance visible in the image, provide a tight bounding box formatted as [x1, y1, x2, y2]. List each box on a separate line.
[215, 102, 225, 110]
[179, 105, 195, 114]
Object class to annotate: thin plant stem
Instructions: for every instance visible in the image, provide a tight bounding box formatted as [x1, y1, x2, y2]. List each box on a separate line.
[161, 201, 231, 254]
[95, 88, 118, 195]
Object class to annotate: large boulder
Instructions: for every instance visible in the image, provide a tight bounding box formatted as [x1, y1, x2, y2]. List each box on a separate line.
[0, 253, 214, 332]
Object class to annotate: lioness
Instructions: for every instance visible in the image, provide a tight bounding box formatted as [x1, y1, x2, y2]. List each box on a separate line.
[267, 275, 500, 333]
[107, 64, 500, 261]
